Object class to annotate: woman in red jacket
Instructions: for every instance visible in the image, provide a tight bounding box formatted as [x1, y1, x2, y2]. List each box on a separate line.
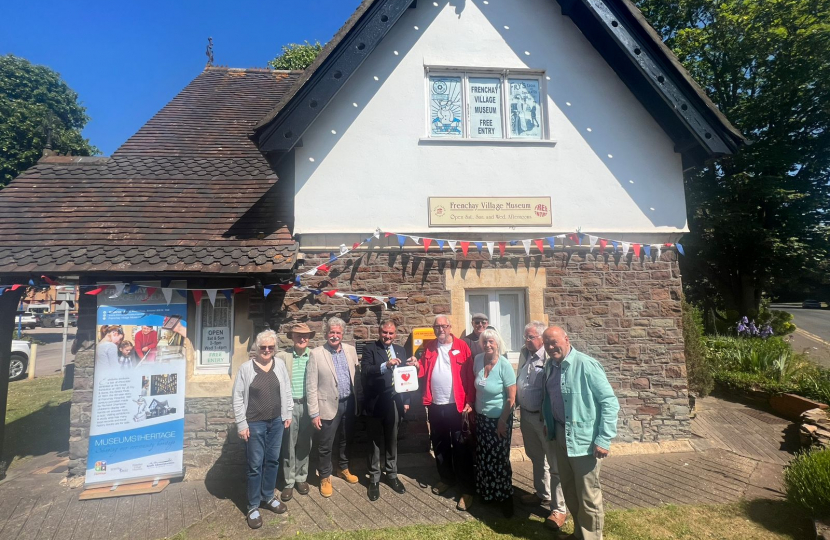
[412, 315, 476, 511]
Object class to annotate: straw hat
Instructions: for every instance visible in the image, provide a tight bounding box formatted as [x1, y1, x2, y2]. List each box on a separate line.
[286, 322, 316, 339]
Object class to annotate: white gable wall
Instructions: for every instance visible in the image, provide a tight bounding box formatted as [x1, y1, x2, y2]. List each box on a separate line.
[292, 0, 687, 240]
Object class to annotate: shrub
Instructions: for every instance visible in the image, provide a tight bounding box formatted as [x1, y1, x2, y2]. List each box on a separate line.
[712, 302, 796, 336]
[704, 336, 792, 373]
[683, 301, 713, 396]
[794, 367, 830, 405]
[784, 448, 830, 518]
[713, 370, 796, 397]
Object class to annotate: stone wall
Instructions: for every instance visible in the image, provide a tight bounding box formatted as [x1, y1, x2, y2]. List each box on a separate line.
[67, 282, 97, 478]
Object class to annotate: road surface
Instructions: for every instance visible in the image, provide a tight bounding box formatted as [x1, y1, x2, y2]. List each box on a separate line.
[771, 303, 830, 368]
[20, 326, 77, 378]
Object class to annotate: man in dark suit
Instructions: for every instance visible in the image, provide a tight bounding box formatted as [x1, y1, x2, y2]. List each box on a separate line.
[361, 318, 413, 501]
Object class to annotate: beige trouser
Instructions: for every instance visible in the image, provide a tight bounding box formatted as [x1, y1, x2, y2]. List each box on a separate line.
[520, 409, 566, 513]
[553, 422, 604, 540]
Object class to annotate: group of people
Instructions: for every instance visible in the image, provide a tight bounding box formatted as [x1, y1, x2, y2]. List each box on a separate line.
[232, 314, 620, 540]
[95, 324, 158, 369]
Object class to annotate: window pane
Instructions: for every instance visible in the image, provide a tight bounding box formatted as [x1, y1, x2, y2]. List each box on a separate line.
[200, 297, 232, 366]
[468, 77, 502, 138]
[498, 293, 521, 353]
[508, 79, 542, 139]
[429, 76, 463, 137]
[467, 294, 489, 333]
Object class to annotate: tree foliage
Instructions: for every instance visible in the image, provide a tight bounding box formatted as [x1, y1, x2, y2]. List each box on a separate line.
[0, 54, 97, 186]
[268, 41, 324, 71]
[635, 0, 830, 313]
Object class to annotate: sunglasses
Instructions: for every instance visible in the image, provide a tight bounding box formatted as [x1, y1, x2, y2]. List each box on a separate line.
[473, 320, 489, 325]
[259, 345, 276, 352]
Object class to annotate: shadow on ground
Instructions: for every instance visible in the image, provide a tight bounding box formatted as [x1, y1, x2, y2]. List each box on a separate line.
[743, 499, 815, 539]
[2, 400, 70, 467]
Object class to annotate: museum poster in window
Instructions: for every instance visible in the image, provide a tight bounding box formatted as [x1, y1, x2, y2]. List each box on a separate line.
[430, 76, 462, 137]
[200, 296, 231, 367]
[509, 79, 542, 139]
[468, 77, 503, 138]
[85, 284, 189, 487]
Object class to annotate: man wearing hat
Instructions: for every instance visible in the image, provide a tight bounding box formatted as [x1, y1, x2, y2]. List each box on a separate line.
[462, 313, 489, 359]
[277, 322, 315, 501]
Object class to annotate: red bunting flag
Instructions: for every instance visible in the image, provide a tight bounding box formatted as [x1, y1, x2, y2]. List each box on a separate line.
[233, 287, 245, 294]
[632, 244, 641, 258]
[384, 232, 392, 237]
[317, 264, 330, 273]
[534, 239, 545, 254]
[85, 286, 105, 295]
[568, 233, 579, 244]
[498, 242, 506, 257]
[664, 243, 673, 247]
[460, 242, 469, 256]
[423, 238, 432, 252]
[363, 296, 376, 304]
[193, 290, 203, 305]
[352, 242, 360, 250]
[11, 284, 23, 291]
[324, 290, 338, 297]
[142, 287, 157, 301]
[41, 275, 59, 286]
[279, 283, 293, 292]
[599, 239, 608, 253]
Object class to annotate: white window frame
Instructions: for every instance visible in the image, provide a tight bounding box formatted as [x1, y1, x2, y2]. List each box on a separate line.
[194, 295, 234, 374]
[464, 288, 528, 365]
[424, 67, 548, 142]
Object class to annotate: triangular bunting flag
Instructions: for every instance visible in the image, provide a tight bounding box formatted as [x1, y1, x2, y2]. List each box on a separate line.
[599, 239, 608, 253]
[85, 286, 105, 295]
[436, 239, 445, 251]
[222, 289, 232, 301]
[263, 287, 273, 298]
[340, 244, 348, 255]
[162, 288, 174, 305]
[352, 242, 360, 250]
[521, 239, 531, 256]
[28, 279, 35, 286]
[109, 283, 126, 299]
[397, 235, 406, 248]
[498, 242, 506, 257]
[486, 241, 495, 258]
[279, 283, 293, 292]
[142, 287, 157, 302]
[509, 240, 518, 246]
[410, 236, 421, 245]
[363, 296, 376, 304]
[306, 268, 318, 276]
[11, 284, 23, 291]
[676, 243, 685, 255]
[589, 235, 598, 252]
[423, 238, 432, 252]
[460, 241, 469, 256]
[317, 264, 330, 273]
[193, 290, 203, 305]
[389, 297, 397, 306]
[206, 289, 218, 306]
[611, 241, 619, 252]
[534, 239, 545, 254]
[128, 284, 140, 294]
[374, 228, 381, 239]
[334, 292, 345, 298]
[324, 290, 338, 297]
[348, 295, 360, 303]
[448, 240, 457, 252]
[546, 236, 556, 250]
[621, 242, 630, 255]
[176, 289, 187, 298]
[234, 287, 245, 294]
[656, 245, 662, 259]
[0, 287, 6, 296]
[41, 275, 59, 286]
[385, 232, 392, 237]
[643, 245, 652, 258]
[474, 242, 483, 254]
[632, 244, 641, 258]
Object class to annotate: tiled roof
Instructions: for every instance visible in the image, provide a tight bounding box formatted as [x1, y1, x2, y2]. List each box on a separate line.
[0, 67, 300, 275]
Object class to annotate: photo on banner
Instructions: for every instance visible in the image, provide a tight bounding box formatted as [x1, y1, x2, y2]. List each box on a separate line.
[85, 282, 189, 487]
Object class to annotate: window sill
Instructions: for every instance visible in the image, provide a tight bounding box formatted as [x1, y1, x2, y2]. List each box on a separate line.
[418, 138, 557, 146]
[193, 366, 231, 377]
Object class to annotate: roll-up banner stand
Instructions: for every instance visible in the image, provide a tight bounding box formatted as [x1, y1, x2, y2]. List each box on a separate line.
[85, 283, 188, 487]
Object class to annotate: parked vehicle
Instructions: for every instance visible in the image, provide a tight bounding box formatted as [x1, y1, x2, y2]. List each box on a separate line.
[802, 299, 823, 309]
[40, 312, 78, 328]
[24, 304, 51, 316]
[15, 311, 38, 329]
[9, 340, 30, 381]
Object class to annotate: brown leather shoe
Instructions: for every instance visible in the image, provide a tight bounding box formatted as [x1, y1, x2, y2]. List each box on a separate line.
[246, 509, 263, 529]
[431, 481, 452, 495]
[520, 493, 552, 506]
[320, 476, 333, 497]
[335, 468, 359, 484]
[296, 481, 310, 495]
[545, 510, 567, 530]
[456, 494, 473, 511]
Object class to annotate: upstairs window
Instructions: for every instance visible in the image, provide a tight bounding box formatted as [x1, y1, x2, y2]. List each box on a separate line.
[427, 70, 545, 140]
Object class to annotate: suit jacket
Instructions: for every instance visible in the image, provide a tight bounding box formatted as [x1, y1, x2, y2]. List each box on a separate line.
[360, 340, 411, 417]
[307, 342, 363, 421]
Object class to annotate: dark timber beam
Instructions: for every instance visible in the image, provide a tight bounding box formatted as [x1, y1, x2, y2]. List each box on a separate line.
[0, 286, 25, 480]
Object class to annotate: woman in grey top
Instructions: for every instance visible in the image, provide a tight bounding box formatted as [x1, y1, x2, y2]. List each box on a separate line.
[232, 329, 293, 529]
[95, 325, 124, 368]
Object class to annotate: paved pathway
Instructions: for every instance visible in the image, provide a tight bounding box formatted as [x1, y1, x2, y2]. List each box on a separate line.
[0, 395, 799, 540]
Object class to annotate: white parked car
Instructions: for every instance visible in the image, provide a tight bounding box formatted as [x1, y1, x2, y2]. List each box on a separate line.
[15, 311, 38, 329]
[10, 340, 30, 381]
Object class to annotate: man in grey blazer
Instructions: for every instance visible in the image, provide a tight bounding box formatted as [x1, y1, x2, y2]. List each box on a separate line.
[307, 317, 363, 497]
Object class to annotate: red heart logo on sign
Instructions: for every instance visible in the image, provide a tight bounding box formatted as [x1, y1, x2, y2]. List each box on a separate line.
[401, 373, 410, 381]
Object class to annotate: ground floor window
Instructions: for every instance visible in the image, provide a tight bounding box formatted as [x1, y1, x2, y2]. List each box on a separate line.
[465, 289, 527, 364]
[195, 295, 233, 372]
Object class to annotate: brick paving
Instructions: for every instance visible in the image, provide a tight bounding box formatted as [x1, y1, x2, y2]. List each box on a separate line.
[0, 395, 798, 540]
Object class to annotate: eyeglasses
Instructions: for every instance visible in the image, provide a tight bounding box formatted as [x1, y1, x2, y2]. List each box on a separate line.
[524, 335, 541, 341]
[473, 320, 489, 326]
[259, 345, 276, 352]
[433, 324, 451, 329]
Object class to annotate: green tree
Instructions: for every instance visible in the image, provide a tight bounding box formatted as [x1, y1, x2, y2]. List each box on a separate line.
[635, 0, 830, 315]
[268, 41, 324, 71]
[0, 54, 98, 186]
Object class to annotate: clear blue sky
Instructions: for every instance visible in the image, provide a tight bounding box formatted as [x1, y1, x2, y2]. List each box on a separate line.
[1, 0, 362, 156]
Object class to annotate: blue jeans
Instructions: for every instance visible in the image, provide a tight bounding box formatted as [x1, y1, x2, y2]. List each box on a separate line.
[245, 418, 284, 511]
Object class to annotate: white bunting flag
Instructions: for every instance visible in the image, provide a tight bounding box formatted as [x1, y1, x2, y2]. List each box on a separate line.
[410, 236, 421, 245]
[589, 235, 598, 252]
[486, 241, 495, 258]
[448, 240, 457, 252]
[206, 289, 218, 306]
[621, 242, 630, 255]
[334, 292, 346, 298]
[305, 268, 318, 276]
[374, 228, 381, 239]
[339, 244, 348, 255]
[521, 239, 531, 256]
[656, 245, 662, 259]
[162, 288, 174, 305]
[108, 283, 126, 298]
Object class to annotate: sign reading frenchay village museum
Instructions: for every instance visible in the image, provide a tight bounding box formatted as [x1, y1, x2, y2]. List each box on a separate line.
[428, 197, 552, 227]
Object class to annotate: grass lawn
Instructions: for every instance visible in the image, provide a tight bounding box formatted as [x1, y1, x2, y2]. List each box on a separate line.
[3, 375, 72, 469]
[279, 500, 814, 540]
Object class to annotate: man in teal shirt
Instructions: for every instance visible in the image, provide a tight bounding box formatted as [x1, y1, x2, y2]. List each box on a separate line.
[542, 326, 619, 540]
[277, 323, 315, 501]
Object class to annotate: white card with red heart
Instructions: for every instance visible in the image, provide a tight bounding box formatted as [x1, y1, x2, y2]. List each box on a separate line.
[393, 365, 418, 393]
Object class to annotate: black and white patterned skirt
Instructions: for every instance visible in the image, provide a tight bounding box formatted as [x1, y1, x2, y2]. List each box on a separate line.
[475, 413, 514, 502]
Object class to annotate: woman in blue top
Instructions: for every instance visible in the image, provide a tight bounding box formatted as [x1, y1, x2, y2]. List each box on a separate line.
[473, 328, 517, 517]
